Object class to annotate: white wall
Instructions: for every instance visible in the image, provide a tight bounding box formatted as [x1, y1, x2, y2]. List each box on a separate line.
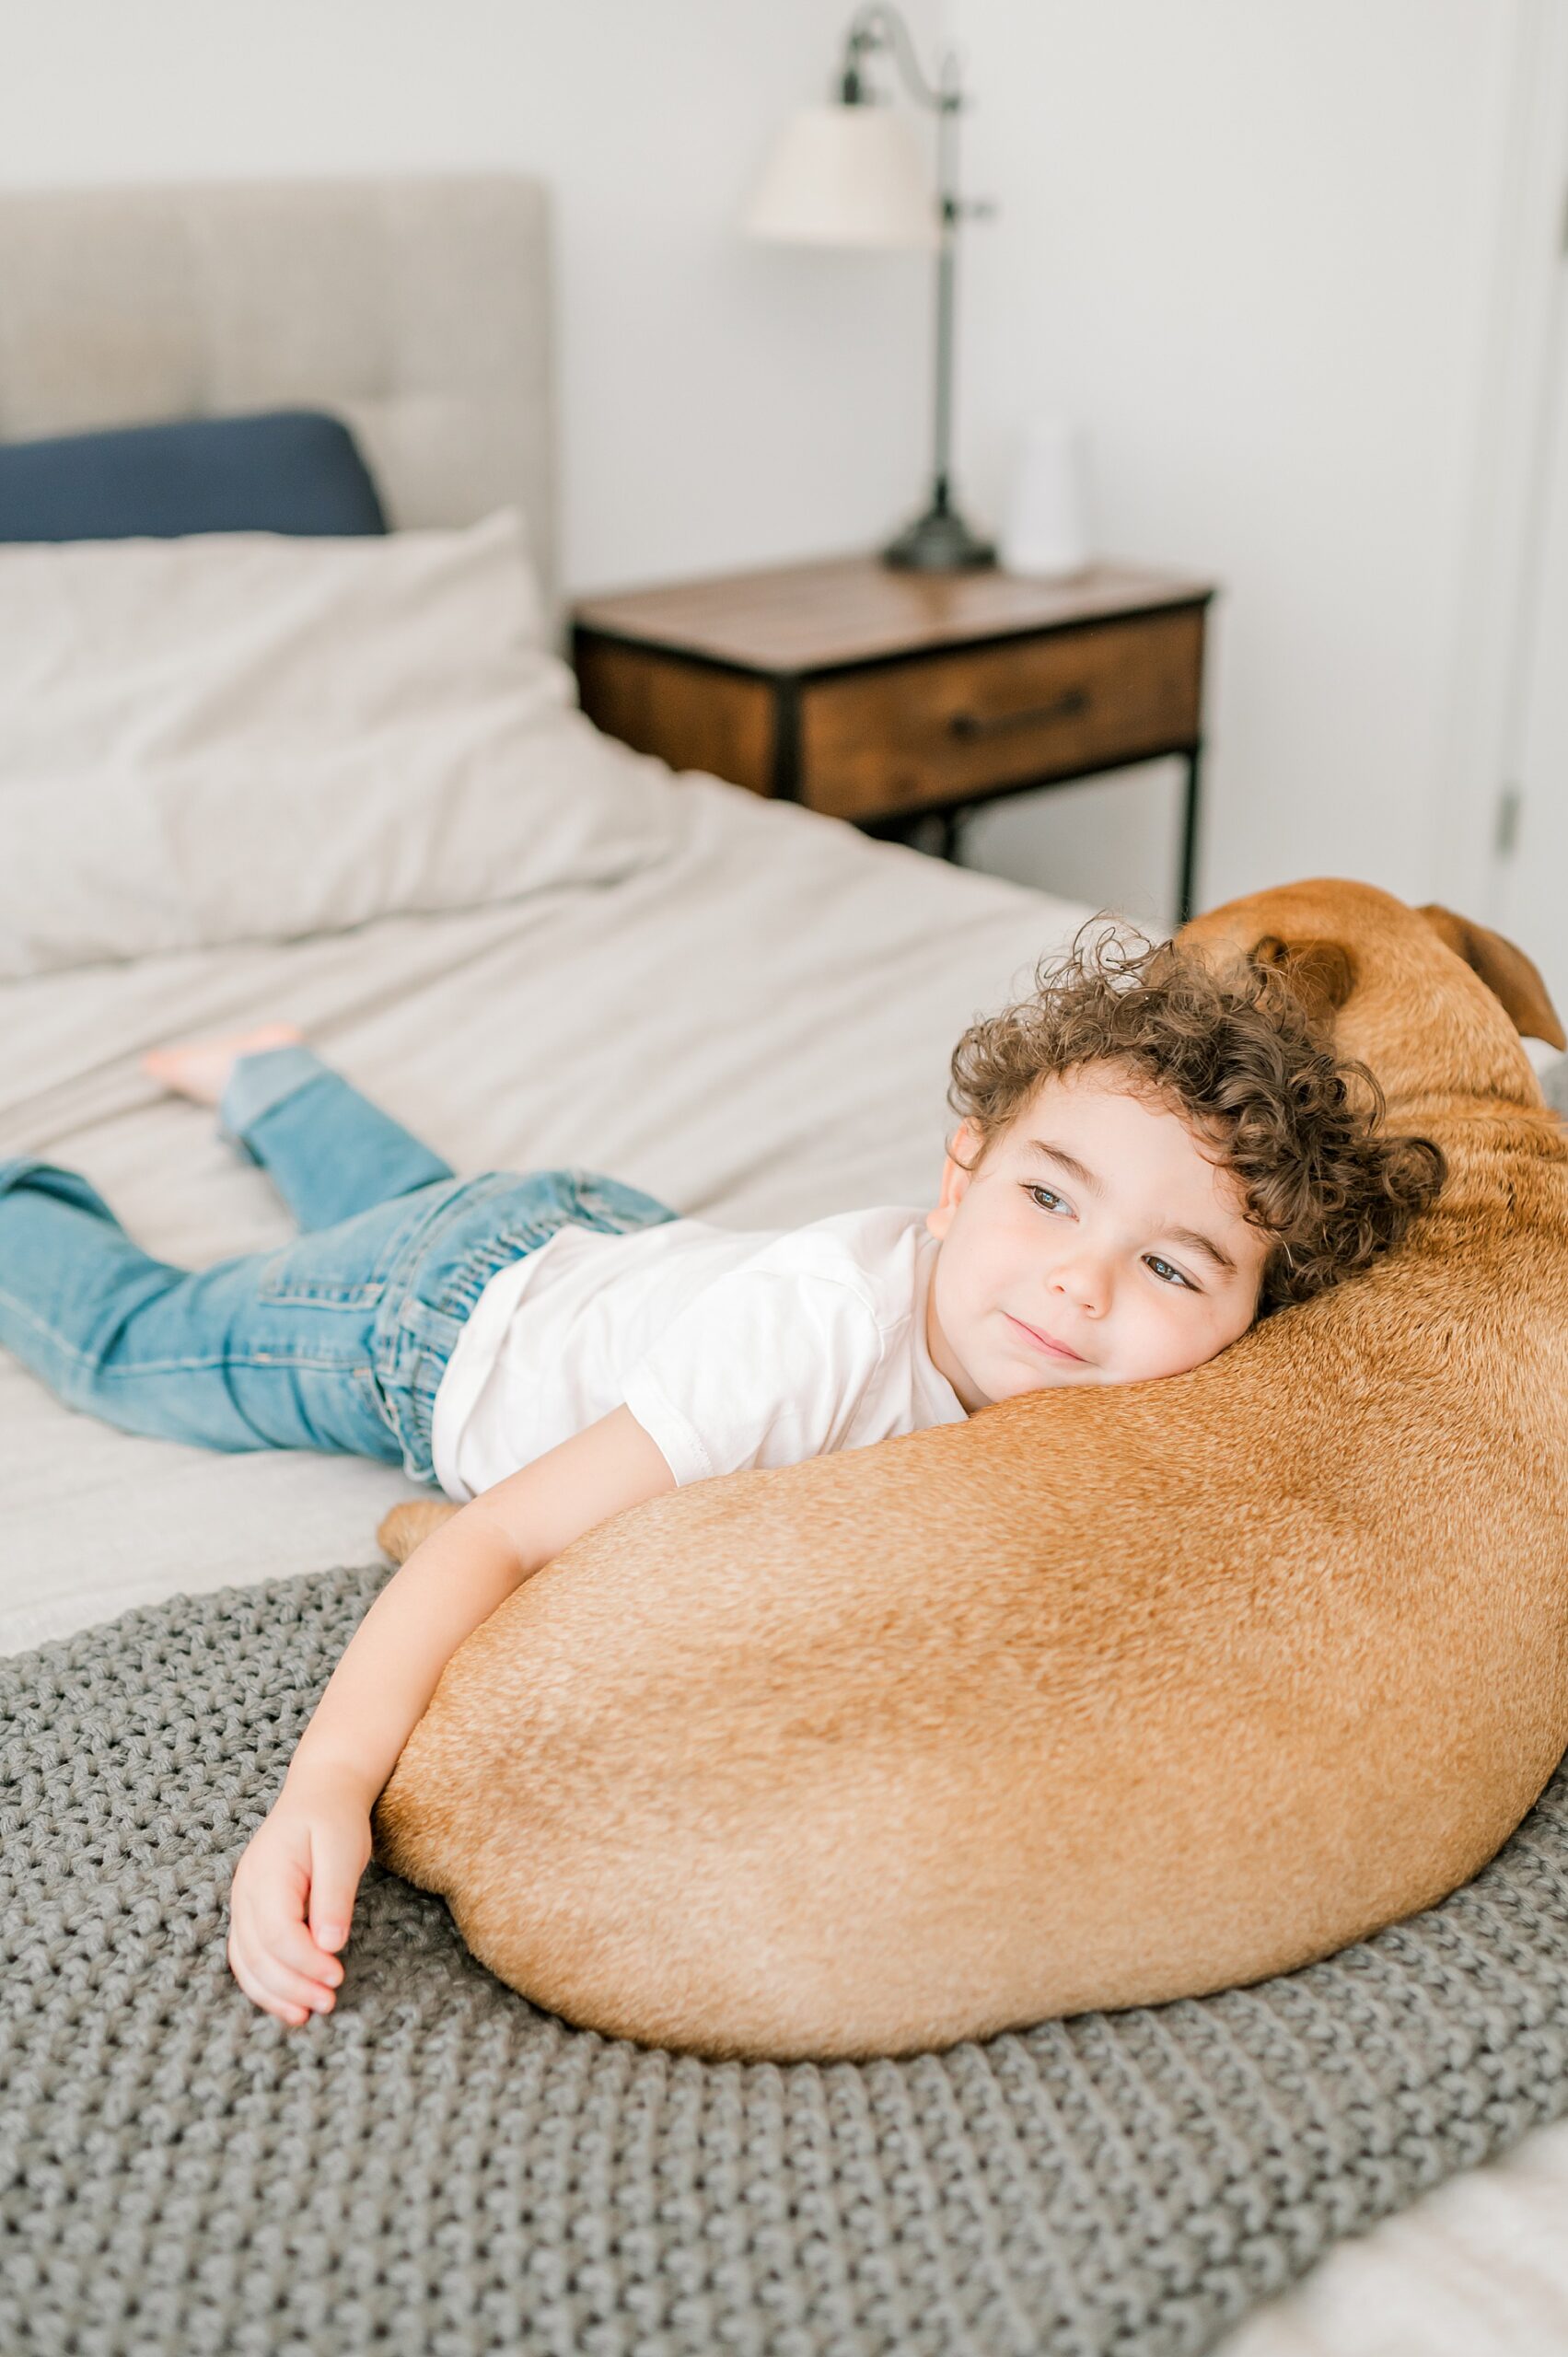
[950, 0, 1519, 922]
[0, 0, 939, 593]
[0, 0, 1530, 930]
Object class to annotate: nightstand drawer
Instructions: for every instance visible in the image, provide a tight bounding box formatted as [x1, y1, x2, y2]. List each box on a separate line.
[796, 607, 1205, 823]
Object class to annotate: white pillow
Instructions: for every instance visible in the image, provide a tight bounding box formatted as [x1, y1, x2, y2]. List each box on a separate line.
[0, 509, 685, 976]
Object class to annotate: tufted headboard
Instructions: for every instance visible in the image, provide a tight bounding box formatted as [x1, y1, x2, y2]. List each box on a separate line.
[0, 173, 556, 599]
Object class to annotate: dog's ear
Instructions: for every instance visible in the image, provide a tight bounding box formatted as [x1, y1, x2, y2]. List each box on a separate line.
[1416, 906, 1566, 1049]
[1249, 935, 1358, 1028]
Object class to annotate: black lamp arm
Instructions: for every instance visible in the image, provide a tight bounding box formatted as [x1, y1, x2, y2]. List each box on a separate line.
[836, 1, 996, 569]
[840, 4, 960, 114]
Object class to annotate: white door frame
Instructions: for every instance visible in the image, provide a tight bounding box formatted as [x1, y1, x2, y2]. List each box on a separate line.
[1435, 0, 1568, 920]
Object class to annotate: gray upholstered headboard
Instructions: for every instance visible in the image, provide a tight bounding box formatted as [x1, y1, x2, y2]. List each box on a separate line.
[0, 174, 556, 598]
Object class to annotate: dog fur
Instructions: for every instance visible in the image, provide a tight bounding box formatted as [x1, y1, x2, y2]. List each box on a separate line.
[370, 880, 1568, 2061]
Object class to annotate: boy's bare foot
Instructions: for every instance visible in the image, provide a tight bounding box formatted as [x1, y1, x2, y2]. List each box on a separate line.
[141, 1023, 305, 1108]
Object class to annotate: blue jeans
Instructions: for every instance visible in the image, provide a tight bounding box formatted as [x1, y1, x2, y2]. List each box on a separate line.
[0, 1047, 680, 1487]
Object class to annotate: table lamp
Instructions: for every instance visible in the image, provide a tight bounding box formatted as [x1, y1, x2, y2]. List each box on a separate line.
[745, 3, 995, 572]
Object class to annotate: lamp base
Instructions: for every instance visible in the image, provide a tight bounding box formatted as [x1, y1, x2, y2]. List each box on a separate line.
[881, 499, 995, 573]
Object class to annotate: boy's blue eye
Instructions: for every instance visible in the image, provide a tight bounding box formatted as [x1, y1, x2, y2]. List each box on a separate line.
[1024, 1183, 1066, 1214]
[1144, 1256, 1193, 1291]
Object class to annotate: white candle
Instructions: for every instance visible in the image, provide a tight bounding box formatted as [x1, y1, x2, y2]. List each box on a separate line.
[998, 412, 1092, 578]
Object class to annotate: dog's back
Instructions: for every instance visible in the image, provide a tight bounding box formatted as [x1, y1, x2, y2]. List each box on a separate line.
[373, 885, 1568, 2059]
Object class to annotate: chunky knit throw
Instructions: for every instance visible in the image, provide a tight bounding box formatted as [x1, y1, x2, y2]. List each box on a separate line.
[4, 1564, 1567, 2357]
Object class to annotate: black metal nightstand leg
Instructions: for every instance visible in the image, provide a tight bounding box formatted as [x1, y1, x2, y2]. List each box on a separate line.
[1177, 744, 1203, 927]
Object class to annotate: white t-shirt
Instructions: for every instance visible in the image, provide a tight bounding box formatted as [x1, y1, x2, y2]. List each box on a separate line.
[429, 1203, 969, 1501]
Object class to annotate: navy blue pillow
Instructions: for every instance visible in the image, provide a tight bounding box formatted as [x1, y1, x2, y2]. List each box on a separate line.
[0, 409, 388, 542]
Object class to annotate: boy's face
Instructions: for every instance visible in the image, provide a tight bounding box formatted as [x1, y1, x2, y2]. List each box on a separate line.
[923, 1065, 1271, 1412]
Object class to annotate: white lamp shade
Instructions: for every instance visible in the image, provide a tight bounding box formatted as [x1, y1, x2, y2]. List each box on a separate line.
[743, 103, 938, 251]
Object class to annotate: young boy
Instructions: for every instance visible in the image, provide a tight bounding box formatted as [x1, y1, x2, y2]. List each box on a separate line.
[0, 931, 1445, 2025]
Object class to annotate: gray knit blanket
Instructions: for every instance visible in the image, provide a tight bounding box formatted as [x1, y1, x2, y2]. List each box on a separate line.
[4, 1565, 1568, 2357]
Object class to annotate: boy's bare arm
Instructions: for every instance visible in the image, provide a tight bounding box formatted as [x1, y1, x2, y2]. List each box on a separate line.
[229, 1406, 675, 2023]
[285, 1404, 677, 1807]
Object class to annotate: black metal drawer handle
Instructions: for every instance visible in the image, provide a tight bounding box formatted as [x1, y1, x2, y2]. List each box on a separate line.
[947, 688, 1090, 740]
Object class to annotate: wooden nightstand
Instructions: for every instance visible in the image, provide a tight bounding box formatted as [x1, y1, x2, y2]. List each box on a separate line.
[572, 553, 1218, 923]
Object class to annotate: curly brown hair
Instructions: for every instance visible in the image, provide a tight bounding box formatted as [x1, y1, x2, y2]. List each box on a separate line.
[946, 921, 1446, 1316]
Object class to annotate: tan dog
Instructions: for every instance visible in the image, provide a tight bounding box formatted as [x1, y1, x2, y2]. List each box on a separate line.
[370, 880, 1568, 2061]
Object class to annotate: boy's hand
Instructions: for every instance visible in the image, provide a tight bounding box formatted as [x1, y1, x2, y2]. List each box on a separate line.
[226, 1769, 372, 2025]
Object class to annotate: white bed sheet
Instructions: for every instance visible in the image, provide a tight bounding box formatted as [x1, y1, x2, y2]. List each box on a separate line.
[0, 772, 1092, 1651]
[3, 765, 1565, 2356]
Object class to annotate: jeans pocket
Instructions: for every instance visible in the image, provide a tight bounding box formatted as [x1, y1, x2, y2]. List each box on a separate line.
[258, 1185, 452, 1310]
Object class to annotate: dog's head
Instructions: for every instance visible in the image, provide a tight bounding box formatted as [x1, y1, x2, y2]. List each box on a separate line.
[1179, 877, 1563, 1113]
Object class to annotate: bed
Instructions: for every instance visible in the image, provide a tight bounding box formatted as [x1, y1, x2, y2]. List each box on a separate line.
[3, 174, 1567, 2357]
